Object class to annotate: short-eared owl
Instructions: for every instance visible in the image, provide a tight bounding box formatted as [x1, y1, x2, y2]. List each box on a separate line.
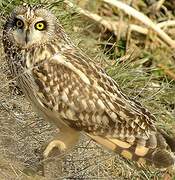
[2, 4, 175, 168]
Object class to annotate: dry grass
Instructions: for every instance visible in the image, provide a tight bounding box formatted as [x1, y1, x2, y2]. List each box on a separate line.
[0, 0, 175, 179]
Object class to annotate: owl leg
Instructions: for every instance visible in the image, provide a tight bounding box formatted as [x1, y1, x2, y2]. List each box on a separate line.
[37, 126, 80, 177]
[43, 126, 80, 159]
[43, 140, 66, 158]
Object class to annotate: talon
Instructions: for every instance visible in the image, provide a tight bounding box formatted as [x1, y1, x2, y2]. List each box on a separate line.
[43, 140, 66, 158]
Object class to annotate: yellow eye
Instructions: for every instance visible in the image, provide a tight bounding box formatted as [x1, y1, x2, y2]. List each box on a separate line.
[16, 19, 24, 28]
[35, 21, 45, 30]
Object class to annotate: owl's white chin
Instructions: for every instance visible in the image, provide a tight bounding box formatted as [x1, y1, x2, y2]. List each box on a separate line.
[13, 30, 46, 48]
[15, 39, 34, 48]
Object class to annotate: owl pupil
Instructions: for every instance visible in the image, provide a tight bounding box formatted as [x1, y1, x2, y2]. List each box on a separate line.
[15, 19, 23, 28]
[34, 21, 46, 30]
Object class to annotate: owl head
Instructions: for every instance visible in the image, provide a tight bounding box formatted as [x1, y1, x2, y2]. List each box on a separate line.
[4, 5, 60, 48]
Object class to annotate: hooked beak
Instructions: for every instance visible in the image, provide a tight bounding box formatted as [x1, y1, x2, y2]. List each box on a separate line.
[25, 29, 30, 44]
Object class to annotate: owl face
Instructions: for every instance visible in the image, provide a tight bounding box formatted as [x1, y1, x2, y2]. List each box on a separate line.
[4, 5, 57, 48]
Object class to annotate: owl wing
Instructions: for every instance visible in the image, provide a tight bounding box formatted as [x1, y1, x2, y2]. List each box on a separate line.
[32, 48, 174, 168]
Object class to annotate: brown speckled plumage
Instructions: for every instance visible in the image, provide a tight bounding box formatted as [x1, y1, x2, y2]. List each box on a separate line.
[2, 4, 175, 168]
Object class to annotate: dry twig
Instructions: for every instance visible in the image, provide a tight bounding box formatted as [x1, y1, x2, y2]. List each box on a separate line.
[155, 0, 165, 11]
[64, 0, 175, 49]
[103, 0, 175, 48]
[158, 20, 175, 29]
[64, 0, 120, 36]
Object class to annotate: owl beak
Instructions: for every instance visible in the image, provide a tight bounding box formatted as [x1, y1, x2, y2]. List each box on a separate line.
[25, 29, 30, 44]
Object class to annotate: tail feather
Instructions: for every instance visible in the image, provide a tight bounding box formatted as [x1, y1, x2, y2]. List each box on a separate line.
[145, 149, 174, 168]
[158, 129, 175, 152]
[87, 132, 175, 168]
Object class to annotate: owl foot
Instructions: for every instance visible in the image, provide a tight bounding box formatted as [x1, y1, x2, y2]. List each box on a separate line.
[43, 140, 67, 159]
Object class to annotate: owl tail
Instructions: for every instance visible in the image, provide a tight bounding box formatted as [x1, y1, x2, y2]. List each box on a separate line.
[157, 129, 175, 153]
[87, 132, 175, 168]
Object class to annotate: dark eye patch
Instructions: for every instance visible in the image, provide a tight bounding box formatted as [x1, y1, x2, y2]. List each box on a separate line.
[13, 18, 24, 29]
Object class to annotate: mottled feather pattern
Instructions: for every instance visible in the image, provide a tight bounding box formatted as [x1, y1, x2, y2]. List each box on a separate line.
[29, 45, 174, 167]
[33, 48, 155, 139]
[2, 5, 175, 168]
